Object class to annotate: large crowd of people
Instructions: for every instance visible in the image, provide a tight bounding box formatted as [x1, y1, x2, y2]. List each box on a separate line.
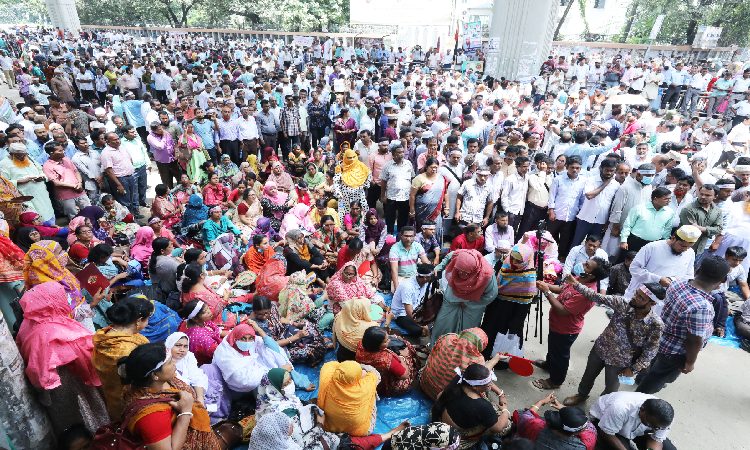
[1, 23, 750, 450]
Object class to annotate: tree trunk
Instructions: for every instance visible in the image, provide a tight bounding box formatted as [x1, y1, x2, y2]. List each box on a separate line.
[621, 0, 639, 42]
[554, 0, 576, 41]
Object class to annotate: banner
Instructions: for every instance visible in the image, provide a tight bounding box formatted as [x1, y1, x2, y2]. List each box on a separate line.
[350, 0, 452, 26]
[356, 37, 383, 46]
[293, 35, 314, 47]
[463, 21, 482, 52]
[462, 61, 484, 73]
[648, 14, 665, 40]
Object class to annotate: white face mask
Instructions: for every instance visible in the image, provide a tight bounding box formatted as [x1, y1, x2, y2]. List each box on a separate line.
[283, 382, 296, 397]
[236, 340, 254, 352]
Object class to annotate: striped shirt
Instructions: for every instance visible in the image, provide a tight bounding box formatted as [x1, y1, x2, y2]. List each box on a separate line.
[389, 242, 426, 277]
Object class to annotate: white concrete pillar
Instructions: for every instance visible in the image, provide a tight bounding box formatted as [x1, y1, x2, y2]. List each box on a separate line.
[44, 0, 81, 31]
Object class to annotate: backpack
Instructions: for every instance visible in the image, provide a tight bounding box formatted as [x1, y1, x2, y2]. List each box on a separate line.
[91, 398, 172, 450]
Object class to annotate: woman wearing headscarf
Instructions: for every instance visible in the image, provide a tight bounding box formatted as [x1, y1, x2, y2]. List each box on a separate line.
[284, 229, 329, 281]
[19, 212, 69, 248]
[420, 328, 506, 402]
[333, 108, 358, 149]
[326, 262, 377, 315]
[311, 214, 341, 268]
[0, 214, 25, 330]
[91, 296, 152, 420]
[333, 149, 371, 226]
[317, 360, 379, 436]
[280, 203, 316, 239]
[217, 154, 240, 185]
[252, 294, 329, 367]
[261, 181, 294, 232]
[332, 296, 379, 362]
[201, 206, 246, 247]
[165, 332, 209, 405]
[303, 161, 325, 190]
[206, 232, 242, 277]
[521, 230, 561, 283]
[176, 122, 209, 182]
[0, 174, 27, 224]
[117, 342, 222, 450]
[248, 411, 302, 450]
[15, 226, 40, 252]
[15, 281, 109, 435]
[231, 162, 254, 188]
[430, 249, 498, 346]
[74, 205, 109, 242]
[181, 193, 209, 242]
[24, 240, 97, 331]
[359, 208, 388, 254]
[213, 322, 298, 393]
[129, 226, 155, 266]
[355, 326, 419, 397]
[232, 187, 263, 239]
[480, 244, 538, 360]
[515, 394, 596, 450]
[267, 160, 295, 192]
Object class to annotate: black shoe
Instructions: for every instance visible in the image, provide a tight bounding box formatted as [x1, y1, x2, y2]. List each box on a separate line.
[741, 339, 750, 353]
[134, 213, 145, 219]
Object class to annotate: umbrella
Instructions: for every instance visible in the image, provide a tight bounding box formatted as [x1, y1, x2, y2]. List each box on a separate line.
[605, 94, 650, 106]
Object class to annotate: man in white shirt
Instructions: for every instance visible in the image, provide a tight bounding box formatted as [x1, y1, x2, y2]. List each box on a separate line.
[589, 392, 675, 450]
[681, 66, 710, 118]
[572, 159, 619, 247]
[353, 129, 376, 164]
[563, 235, 610, 293]
[75, 66, 95, 103]
[238, 106, 259, 160]
[501, 156, 530, 234]
[729, 92, 750, 130]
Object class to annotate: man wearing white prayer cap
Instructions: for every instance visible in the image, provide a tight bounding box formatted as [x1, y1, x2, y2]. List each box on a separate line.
[624, 225, 700, 301]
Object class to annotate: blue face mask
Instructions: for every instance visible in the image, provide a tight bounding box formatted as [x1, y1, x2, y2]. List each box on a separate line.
[573, 262, 585, 277]
[236, 340, 254, 352]
[641, 176, 654, 185]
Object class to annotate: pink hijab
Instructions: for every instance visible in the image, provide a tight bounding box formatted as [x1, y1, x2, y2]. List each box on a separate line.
[130, 226, 155, 262]
[15, 281, 101, 389]
[262, 181, 289, 220]
[279, 203, 315, 239]
[445, 249, 495, 302]
[67, 217, 86, 245]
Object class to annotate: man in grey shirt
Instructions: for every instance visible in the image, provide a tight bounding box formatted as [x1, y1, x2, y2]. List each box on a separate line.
[254, 98, 281, 160]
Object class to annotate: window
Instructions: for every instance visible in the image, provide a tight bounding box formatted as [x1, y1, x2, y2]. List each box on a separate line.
[594, 0, 606, 8]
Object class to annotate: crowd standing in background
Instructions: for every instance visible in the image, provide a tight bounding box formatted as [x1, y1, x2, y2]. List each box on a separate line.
[2, 24, 750, 450]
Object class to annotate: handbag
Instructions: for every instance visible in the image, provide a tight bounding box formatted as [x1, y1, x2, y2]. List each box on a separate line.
[213, 420, 243, 450]
[413, 278, 443, 326]
[91, 398, 173, 450]
[386, 336, 407, 353]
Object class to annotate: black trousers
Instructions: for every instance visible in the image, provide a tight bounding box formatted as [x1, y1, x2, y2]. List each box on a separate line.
[616, 234, 652, 264]
[636, 352, 686, 395]
[518, 202, 547, 237]
[480, 300, 532, 360]
[661, 85, 680, 110]
[260, 134, 277, 161]
[395, 315, 423, 336]
[546, 219, 577, 260]
[136, 126, 149, 148]
[155, 89, 168, 103]
[310, 127, 326, 149]
[367, 184, 382, 212]
[220, 139, 242, 166]
[507, 212, 522, 236]
[384, 199, 410, 233]
[155, 160, 182, 189]
[546, 330, 579, 386]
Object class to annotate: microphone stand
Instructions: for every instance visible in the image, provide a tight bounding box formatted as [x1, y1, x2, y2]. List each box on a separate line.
[525, 219, 546, 345]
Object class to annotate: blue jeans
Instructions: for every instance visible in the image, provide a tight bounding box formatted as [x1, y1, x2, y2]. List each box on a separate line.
[572, 218, 607, 249]
[114, 175, 138, 216]
[132, 165, 148, 207]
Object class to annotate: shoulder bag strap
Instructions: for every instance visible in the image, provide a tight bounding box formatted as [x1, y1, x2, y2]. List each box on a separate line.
[443, 165, 464, 186]
[623, 312, 643, 362]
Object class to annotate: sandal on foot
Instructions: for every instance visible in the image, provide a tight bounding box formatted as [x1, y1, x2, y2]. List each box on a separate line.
[531, 378, 560, 390]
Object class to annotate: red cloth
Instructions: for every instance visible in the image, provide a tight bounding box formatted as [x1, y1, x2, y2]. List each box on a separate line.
[15, 281, 101, 389]
[133, 409, 172, 444]
[444, 249, 494, 302]
[515, 409, 596, 450]
[449, 234, 485, 252]
[389, 354, 406, 377]
[549, 280, 597, 335]
[351, 435, 383, 450]
[255, 258, 288, 303]
[19, 212, 60, 237]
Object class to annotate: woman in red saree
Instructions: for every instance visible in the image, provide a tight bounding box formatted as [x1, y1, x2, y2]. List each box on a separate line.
[151, 184, 184, 229]
[179, 263, 251, 331]
[409, 157, 450, 245]
[355, 326, 420, 398]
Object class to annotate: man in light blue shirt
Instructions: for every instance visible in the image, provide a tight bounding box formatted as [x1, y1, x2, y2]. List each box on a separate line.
[661, 62, 684, 110]
[547, 154, 588, 259]
[564, 130, 619, 162]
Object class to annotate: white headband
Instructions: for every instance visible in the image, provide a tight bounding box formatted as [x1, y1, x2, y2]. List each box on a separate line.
[476, 170, 491, 175]
[640, 286, 662, 305]
[717, 184, 735, 189]
[187, 300, 205, 320]
[639, 170, 656, 175]
[454, 366, 496, 385]
[145, 347, 171, 376]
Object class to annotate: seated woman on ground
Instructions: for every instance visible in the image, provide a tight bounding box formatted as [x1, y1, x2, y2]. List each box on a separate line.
[515, 393, 596, 450]
[355, 326, 420, 398]
[177, 299, 225, 366]
[151, 183, 183, 229]
[179, 263, 251, 331]
[431, 363, 512, 449]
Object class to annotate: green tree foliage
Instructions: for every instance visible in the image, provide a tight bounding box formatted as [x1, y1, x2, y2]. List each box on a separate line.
[621, 0, 750, 46]
[74, 0, 348, 31]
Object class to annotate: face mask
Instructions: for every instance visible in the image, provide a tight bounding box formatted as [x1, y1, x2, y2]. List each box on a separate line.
[641, 176, 654, 185]
[573, 262, 585, 277]
[236, 340, 254, 352]
[283, 382, 296, 397]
